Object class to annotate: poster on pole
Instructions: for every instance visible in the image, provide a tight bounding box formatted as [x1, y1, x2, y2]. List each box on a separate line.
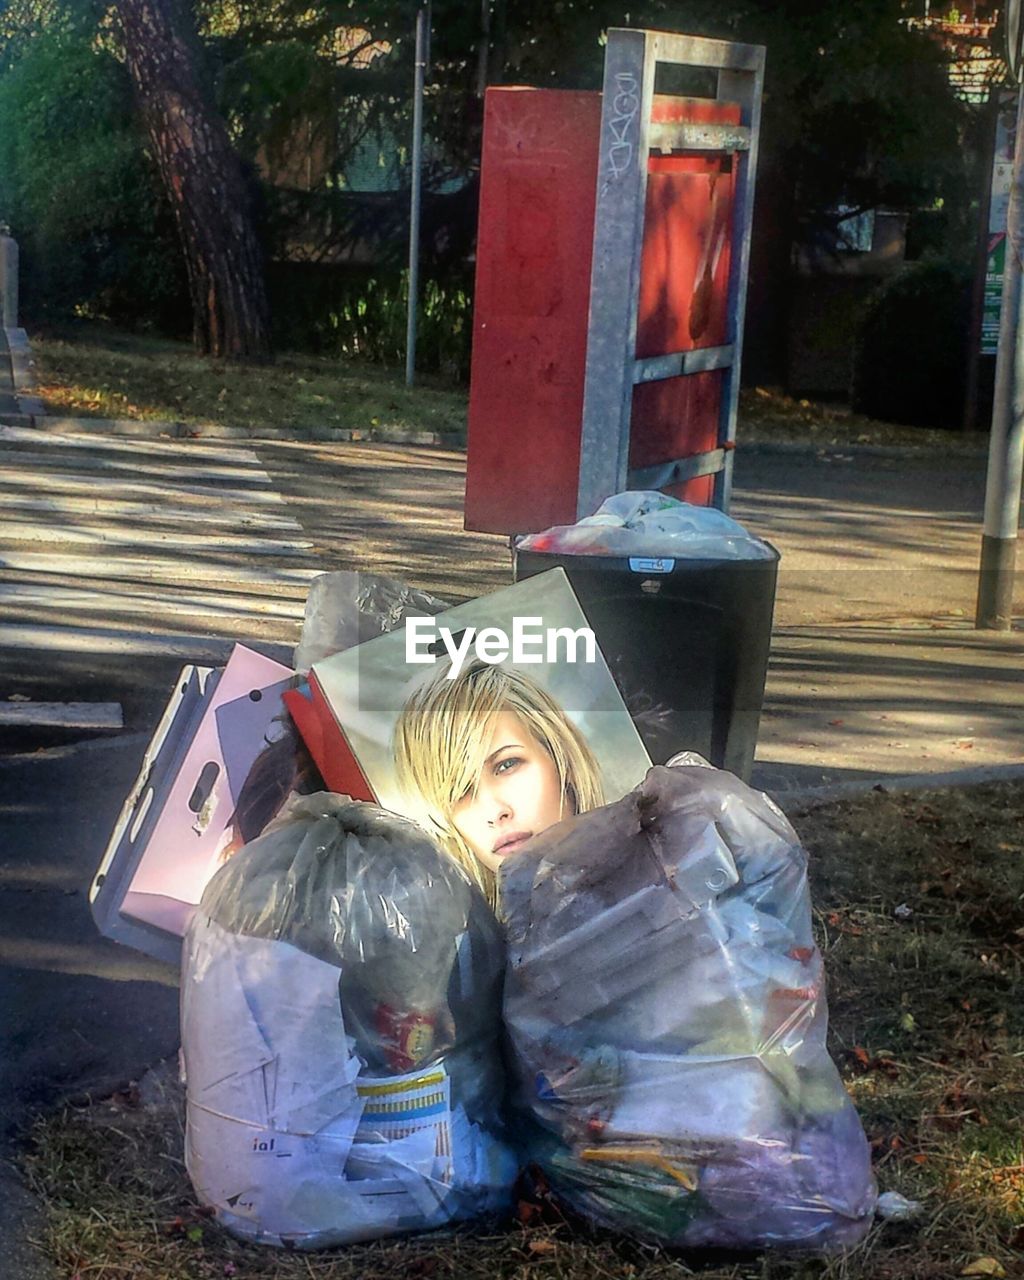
[982, 232, 1007, 355]
[982, 92, 1018, 355]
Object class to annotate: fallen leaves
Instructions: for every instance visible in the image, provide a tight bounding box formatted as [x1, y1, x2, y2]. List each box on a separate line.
[847, 1046, 901, 1078]
[826, 910, 864, 936]
[960, 1259, 1006, 1277]
[517, 1199, 543, 1226]
[527, 1239, 559, 1256]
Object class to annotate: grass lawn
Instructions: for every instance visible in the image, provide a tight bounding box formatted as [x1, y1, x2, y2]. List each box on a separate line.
[30, 326, 468, 439]
[21, 780, 1024, 1280]
[27, 323, 992, 450]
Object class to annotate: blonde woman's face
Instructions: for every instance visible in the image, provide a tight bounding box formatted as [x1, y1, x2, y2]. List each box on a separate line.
[451, 710, 568, 874]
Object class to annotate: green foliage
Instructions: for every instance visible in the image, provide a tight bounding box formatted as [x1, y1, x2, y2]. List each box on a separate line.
[0, 0, 985, 366]
[850, 257, 973, 429]
[0, 20, 187, 327]
[268, 263, 473, 377]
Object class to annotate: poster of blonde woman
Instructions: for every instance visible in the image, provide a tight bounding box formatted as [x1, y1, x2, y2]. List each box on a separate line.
[311, 569, 652, 902]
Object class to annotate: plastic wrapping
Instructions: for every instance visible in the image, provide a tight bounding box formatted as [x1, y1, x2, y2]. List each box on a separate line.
[181, 794, 516, 1248]
[515, 491, 775, 560]
[499, 762, 876, 1250]
[293, 571, 447, 673]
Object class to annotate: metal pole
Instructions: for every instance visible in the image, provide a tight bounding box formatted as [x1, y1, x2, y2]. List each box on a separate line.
[976, 78, 1024, 629]
[405, 2, 430, 387]
[963, 91, 997, 433]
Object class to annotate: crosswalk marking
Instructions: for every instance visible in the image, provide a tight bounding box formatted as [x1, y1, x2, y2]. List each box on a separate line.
[0, 495, 304, 531]
[0, 429, 322, 654]
[0, 449, 275, 485]
[0, 518, 313, 553]
[0, 550, 319, 586]
[0, 581, 306, 620]
[0, 424, 269, 463]
[0, 468, 289, 507]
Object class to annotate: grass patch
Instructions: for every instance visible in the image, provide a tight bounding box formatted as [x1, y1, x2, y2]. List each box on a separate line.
[31, 325, 467, 439]
[20, 780, 1024, 1279]
[26, 323, 989, 450]
[737, 386, 990, 452]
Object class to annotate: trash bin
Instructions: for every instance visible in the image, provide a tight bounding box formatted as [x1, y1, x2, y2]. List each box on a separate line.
[513, 544, 778, 781]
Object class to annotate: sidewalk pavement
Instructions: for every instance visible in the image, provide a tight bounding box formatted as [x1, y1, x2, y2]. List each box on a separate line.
[0, 417, 1021, 1277]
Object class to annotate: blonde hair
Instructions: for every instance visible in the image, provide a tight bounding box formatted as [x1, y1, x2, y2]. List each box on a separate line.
[393, 659, 604, 906]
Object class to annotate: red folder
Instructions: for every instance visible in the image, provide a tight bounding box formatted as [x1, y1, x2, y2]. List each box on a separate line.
[283, 673, 376, 802]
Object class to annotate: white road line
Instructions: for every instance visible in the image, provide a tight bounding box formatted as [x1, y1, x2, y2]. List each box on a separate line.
[0, 551, 320, 586]
[0, 581, 306, 621]
[0, 622, 267, 660]
[0, 429, 324, 654]
[0, 702, 123, 730]
[0, 424, 263, 463]
[0, 494, 303, 531]
[0, 449, 274, 485]
[0, 468, 289, 506]
[1, 518, 314, 553]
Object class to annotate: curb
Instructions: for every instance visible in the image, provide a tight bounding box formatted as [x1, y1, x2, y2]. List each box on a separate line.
[3, 327, 46, 418]
[0, 331, 461, 445]
[5, 327, 33, 387]
[0, 411, 457, 447]
[1, 414, 982, 458]
[739, 439, 989, 462]
[774, 759, 1024, 813]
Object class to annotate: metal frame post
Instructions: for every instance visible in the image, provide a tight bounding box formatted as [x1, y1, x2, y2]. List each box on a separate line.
[576, 29, 764, 520]
[577, 28, 656, 518]
[714, 56, 764, 512]
[405, 2, 430, 387]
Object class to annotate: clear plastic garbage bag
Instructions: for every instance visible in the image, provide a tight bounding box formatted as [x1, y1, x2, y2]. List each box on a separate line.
[499, 761, 876, 1250]
[181, 794, 516, 1248]
[293, 571, 447, 673]
[515, 490, 775, 561]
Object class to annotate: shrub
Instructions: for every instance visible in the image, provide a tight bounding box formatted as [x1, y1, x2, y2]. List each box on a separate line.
[0, 27, 187, 329]
[851, 256, 972, 429]
[269, 263, 473, 380]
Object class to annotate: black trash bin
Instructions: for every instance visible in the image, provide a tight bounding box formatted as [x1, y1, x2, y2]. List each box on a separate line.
[513, 545, 779, 781]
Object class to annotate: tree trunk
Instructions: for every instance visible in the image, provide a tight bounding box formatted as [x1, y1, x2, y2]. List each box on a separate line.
[117, 0, 272, 360]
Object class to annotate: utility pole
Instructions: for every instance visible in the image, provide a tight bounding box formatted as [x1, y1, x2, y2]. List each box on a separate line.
[976, 18, 1024, 628]
[405, 1, 430, 387]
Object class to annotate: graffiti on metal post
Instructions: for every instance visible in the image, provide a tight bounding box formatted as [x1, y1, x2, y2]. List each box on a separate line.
[607, 72, 639, 179]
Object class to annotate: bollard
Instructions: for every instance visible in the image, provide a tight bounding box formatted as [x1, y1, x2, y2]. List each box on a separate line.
[0, 232, 18, 329]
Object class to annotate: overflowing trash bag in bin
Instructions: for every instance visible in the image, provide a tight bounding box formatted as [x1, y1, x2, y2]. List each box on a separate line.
[181, 794, 516, 1248]
[499, 759, 877, 1250]
[515, 491, 776, 560]
[512, 493, 779, 779]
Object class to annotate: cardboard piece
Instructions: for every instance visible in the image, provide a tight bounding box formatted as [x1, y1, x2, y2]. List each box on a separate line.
[90, 644, 294, 965]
